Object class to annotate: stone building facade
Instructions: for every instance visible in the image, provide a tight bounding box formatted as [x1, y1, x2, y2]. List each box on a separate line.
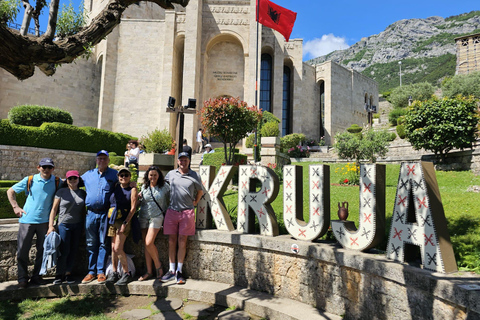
[0, 0, 378, 145]
[455, 32, 480, 75]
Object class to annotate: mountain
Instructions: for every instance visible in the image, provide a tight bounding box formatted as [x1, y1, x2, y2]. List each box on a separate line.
[307, 11, 480, 93]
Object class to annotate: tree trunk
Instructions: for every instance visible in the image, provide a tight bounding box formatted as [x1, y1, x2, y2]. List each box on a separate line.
[44, 0, 60, 40]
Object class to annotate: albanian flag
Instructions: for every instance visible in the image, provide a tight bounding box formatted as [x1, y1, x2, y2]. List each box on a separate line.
[256, 0, 297, 42]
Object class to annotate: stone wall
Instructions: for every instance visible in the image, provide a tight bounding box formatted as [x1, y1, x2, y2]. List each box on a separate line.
[0, 145, 96, 180]
[0, 226, 478, 320]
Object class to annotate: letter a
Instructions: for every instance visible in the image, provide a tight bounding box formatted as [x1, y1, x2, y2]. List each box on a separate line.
[386, 162, 457, 273]
[283, 165, 330, 241]
[197, 165, 235, 231]
[332, 164, 386, 251]
[237, 165, 279, 236]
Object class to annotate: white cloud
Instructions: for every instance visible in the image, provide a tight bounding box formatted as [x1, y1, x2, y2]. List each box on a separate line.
[303, 34, 350, 59]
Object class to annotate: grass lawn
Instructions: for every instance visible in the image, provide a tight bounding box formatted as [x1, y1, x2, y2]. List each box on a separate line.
[222, 162, 480, 272]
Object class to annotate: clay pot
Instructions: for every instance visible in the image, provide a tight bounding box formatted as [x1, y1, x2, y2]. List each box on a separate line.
[337, 202, 349, 221]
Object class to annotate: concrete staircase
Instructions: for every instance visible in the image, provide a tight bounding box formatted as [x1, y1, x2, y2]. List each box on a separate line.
[191, 152, 203, 172]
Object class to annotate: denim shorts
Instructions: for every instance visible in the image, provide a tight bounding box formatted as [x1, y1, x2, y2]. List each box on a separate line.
[138, 214, 164, 229]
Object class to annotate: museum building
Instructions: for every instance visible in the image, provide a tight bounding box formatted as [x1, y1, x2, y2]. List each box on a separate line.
[0, 0, 378, 145]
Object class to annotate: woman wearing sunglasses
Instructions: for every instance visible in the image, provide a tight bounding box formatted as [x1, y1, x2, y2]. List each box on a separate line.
[105, 166, 139, 285]
[137, 166, 170, 281]
[47, 170, 86, 284]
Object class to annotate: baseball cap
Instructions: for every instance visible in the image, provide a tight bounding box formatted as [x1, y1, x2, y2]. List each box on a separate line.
[205, 144, 212, 148]
[96, 150, 109, 157]
[39, 158, 55, 167]
[117, 166, 131, 174]
[66, 170, 80, 179]
[178, 152, 190, 159]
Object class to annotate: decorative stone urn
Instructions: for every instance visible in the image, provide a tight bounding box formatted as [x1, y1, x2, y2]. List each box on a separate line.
[138, 153, 175, 184]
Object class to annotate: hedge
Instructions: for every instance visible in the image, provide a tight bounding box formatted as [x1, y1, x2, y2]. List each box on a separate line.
[203, 148, 247, 184]
[0, 187, 25, 219]
[8, 105, 73, 126]
[0, 119, 134, 155]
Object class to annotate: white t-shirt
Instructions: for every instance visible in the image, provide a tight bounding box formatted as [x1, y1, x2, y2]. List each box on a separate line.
[197, 130, 202, 142]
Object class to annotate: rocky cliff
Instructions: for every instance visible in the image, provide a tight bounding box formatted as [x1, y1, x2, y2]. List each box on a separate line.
[307, 11, 480, 92]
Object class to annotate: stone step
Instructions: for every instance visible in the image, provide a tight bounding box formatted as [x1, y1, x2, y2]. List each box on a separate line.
[0, 279, 342, 320]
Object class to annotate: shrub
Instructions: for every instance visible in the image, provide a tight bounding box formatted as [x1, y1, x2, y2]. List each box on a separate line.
[260, 121, 279, 137]
[141, 129, 173, 154]
[8, 105, 73, 126]
[287, 145, 310, 158]
[346, 124, 363, 133]
[397, 116, 406, 125]
[305, 139, 318, 147]
[0, 119, 133, 155]
[396, 124, 406, 139]
[389, 82, 435, 108]
[388, 108, 407, 126]
[245, 134, 255, 148]
[334, 129, 390, 163]
[442, 71, 480, 99]
[0, 187, 26, 219]
[280, 133, 306, 153]
[262, 111, 280, 124]
[405, 96, 479, 162]
[387, 132, 397, 141]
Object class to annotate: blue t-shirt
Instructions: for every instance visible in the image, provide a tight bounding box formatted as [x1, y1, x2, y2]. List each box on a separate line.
[82, 167, 118, 212]
[12, 174, 59, 224]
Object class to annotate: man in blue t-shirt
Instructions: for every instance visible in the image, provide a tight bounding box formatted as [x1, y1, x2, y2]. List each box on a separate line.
[81, 150, 118, 284]
[7, 157, 59, 288]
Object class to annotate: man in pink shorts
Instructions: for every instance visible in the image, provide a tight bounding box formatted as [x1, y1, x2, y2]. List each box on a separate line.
[161, 152, 203, 284]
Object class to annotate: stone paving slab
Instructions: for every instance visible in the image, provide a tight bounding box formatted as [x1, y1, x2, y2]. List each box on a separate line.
[217, 310, 251, 319]
[183, 302, 214, 317]
[120, 309, 152, 320]
[0, 278, 341, 320]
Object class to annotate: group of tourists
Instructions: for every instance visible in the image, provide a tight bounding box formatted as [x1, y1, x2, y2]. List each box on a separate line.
[7, 149, 203, 288]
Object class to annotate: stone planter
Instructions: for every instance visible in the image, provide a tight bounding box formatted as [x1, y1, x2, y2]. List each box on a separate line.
[260, 137, 280, 166]
[138, 153, 175, 184]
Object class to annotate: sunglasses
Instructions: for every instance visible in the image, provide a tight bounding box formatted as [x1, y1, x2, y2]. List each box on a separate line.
[119, 174, 131, 178]
[41, 166, 54, 170]
[67, 176, 78, 181]
[149, 166, 159, 170]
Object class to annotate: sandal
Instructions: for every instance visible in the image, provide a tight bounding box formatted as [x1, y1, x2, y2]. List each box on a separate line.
[156, 267, 164, 279]
[138, 273, 152, 281]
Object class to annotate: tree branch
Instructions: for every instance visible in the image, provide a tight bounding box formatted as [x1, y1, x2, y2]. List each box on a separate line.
[0, 0, 189, 80]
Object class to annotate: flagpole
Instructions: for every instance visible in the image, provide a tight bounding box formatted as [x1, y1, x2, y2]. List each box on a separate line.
[254, 0, 260, 163]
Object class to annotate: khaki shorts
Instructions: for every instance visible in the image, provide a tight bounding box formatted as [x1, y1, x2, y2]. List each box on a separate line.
[108, 219, 131, 237]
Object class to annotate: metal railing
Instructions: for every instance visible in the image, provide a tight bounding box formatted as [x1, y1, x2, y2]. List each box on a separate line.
[7, 21, 44, 36]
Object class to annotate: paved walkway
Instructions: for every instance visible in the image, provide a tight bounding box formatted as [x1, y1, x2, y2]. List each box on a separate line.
[0, 278, 342, 320]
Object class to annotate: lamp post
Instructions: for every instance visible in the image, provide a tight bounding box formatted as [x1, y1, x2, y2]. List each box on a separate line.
[166, 97, 197, 168]
[398, 61, 402, 87]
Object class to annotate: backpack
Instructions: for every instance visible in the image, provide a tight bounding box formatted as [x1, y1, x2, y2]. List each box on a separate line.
[26, 175, 61, 195]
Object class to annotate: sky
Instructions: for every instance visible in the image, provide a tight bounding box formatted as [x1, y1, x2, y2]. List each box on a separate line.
[13, 0, 479, 60]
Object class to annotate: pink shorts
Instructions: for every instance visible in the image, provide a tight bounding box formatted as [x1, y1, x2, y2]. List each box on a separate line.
[163, 208, 196, 236]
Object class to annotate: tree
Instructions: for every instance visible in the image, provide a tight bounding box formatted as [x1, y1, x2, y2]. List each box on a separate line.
[388, 82, 435, 109]
[0, 0, 189, 80]
[200, 97, 262, 165]
[334, 128, 390, 164]
[405, 96, 479, 162]
[442, 72, 480, 100]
